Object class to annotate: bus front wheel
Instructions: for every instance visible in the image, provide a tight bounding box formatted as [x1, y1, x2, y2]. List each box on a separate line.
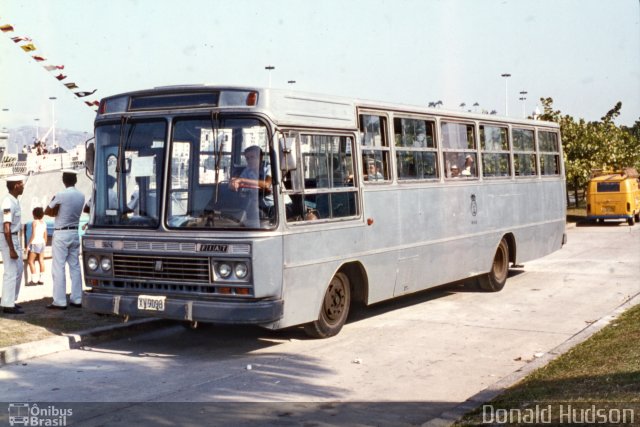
[304, 272, 351, 338]
[477, 238, 509, 292]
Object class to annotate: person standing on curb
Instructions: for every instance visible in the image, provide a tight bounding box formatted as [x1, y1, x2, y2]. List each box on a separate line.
[1, 175, 26, 315]
[44, 169, 85, 310]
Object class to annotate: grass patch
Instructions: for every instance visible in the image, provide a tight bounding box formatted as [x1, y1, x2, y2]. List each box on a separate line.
[0, 298, 127, 348]
[457, 304, 640, 425]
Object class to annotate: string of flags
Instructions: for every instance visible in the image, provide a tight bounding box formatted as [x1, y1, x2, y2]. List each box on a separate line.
[1, 21, 100, 110]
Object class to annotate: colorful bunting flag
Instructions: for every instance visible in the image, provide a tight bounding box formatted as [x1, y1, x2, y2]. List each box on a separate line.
[44, 64, 65, 71]
[20, 43, 36, 52]
[2, 21, 99, 112]
[75, 89, 97, 98]
[11, 35, 32, 43]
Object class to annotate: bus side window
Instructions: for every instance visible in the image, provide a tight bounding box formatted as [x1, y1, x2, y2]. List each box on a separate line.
[360, 114, 390, 182]
[286, 134, 358, 223]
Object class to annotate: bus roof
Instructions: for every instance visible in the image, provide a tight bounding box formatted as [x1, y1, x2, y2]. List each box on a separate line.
[97, 85, 560, 130]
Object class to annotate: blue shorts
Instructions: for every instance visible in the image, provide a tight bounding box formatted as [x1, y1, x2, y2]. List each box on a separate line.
[29, 243, 45, 254]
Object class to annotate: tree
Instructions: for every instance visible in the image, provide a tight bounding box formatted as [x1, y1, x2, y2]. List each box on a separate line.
[538, 98, 640, 207]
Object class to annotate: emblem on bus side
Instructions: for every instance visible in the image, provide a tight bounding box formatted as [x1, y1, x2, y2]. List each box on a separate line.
[470, 194, 478, 217]
[197, 243, 229, 253]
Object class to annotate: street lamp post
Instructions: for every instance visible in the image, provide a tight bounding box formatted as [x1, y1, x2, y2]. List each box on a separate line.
[34, 118, 40, 141]
[265, 65, 275, 88]
[49, 96, 57, 148]
[501, 73, 511, 116]
[519, 90, 528, 118]
[287, 80, 296, 85]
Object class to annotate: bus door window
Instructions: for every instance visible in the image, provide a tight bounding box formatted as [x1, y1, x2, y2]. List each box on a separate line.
[285, 134, 357, 222]
[359, 114, 390, 182]
[442, 122, 477, 179]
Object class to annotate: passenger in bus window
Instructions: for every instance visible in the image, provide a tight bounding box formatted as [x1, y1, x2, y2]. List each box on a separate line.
[461, 155, 475, 177]
[366, 161, 384, 181]
[450, 164, 460, 177]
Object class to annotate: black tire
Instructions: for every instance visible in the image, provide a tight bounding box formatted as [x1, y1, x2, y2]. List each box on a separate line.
[477, 238, 509, 292]
[304, 272, 351, 338]
[628, 216, 635, 226]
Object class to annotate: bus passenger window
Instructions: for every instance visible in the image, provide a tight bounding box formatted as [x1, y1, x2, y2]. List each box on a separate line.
[442, 122, 477, 179]
[394, 117, 438, 180]
[360, 114, 390, 183]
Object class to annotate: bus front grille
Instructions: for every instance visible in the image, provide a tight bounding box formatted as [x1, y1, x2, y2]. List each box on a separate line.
[112, 254, 210, 283]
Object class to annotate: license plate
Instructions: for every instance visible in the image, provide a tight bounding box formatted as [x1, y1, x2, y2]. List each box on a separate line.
[602, 206, 615, 213]
[137, 295, 166, 311]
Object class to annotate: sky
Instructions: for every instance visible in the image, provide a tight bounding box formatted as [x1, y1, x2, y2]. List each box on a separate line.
[1, 0, 639, 133]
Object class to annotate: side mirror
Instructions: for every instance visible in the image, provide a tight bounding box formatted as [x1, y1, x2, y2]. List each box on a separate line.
[85, 138, 95, 176]
[279, 132, 297, 172]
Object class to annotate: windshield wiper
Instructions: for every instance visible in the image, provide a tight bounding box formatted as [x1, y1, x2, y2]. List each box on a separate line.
[210, 111, 224, 204]
[116, 116, 134, 214]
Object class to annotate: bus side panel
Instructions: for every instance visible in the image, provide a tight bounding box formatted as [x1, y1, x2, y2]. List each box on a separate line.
[280, 225, 378, 327]
[252, 235, 285, 300]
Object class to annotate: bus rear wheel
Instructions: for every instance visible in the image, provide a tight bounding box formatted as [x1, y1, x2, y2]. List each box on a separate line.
[477, 238, 509, 292]
[304, 272, 351, 338]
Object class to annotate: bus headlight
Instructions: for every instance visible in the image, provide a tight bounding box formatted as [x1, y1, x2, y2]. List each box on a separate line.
[100, 257, 112, 271]
[87, 256, 99, 271]
[217, 263, 232, 279]
[235, 262, 249, 279]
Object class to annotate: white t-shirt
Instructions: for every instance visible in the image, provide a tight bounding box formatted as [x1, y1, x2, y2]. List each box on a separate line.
[48, 187, 85, 228]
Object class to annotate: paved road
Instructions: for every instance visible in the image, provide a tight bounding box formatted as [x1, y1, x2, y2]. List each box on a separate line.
[1, 223, 639, 426]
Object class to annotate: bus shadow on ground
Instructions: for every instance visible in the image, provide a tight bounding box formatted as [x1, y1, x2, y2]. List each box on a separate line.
[347, 269, 526, 323]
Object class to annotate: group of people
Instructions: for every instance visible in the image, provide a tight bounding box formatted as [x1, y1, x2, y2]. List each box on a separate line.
[0, 170, 85, 314]
[449, 155, 475, 178]
[22, 139, 50, 156]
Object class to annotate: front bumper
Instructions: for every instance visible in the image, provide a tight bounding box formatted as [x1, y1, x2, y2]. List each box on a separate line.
[82, 291, 283, 324]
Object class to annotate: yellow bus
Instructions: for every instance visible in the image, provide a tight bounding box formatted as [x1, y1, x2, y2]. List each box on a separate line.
[586, 168, 640, 226]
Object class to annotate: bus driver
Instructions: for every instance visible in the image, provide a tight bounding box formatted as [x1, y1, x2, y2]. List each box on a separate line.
[228, 145, 274, 224]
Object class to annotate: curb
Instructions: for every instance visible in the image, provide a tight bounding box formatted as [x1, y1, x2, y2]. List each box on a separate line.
[423, 290, 640, 427]
[0, 318, 170, 366]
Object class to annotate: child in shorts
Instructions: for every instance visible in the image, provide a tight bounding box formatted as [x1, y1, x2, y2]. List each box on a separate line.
[27, 207, 47, 286]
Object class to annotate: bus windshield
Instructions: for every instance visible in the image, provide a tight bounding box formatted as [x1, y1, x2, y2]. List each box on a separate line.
[167, 117, 274, 229]
[93, 120, 166, 228]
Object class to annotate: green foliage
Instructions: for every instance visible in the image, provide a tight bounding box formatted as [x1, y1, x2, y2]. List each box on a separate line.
[538, 98, 640, 207]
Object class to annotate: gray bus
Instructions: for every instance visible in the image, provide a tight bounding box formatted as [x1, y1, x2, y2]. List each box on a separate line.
[82, 86, 566, 338]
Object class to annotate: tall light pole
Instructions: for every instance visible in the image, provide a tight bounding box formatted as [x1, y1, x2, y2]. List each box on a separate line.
[265, 65, 275, 88]
[49, 96, 57, 148]
[501, 73, 511, 116]
[34, 118, 40, 141]
[519, 90, 528, 118]
[1, 108, 8, 129]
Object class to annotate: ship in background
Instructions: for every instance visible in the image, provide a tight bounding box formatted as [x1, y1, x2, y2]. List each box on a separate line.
[0, 127, 92, 235]
[0, 126, 87, 177]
